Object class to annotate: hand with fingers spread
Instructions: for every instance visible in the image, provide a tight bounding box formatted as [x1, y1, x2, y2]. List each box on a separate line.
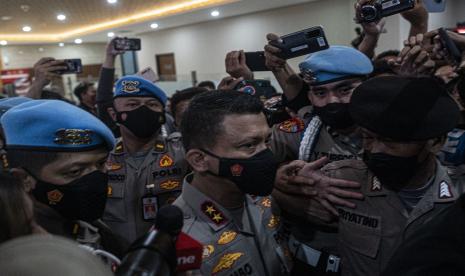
[225, 50, 253, 80]
[296, 157, 364, 217]
[217, 76, 243, 91]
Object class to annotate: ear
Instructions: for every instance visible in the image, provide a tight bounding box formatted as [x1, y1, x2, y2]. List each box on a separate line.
[185, 149, 215, 173]
[107, 107, 117, 122]
[10, 168, 37, 193]
[429, 136, 446, 153]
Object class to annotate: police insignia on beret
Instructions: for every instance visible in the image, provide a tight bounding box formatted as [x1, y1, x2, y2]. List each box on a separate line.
[54, 129, 93, 145]
[201, 201, 227, 225]
[121, 80, 140, 93]
[278, 118, 305, 133]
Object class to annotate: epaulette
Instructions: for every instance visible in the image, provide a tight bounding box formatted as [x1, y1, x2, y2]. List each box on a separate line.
[153, 140, 167, 153]
[278, 118, 305, 133]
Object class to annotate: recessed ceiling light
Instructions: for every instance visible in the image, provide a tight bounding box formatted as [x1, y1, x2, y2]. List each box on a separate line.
[150, 23, 159, 29]
[59, 42, 64, 47]
[1, 16, 12, 21]
[22, 26, 32, 32]
[74, 38, 82, 44]
[0, 40, 7, 46]
[211, 10, 220, 17]
[18, 50, 24, 54]
[57, 14, 66, 21]
[107, 32, 115, 37]
[38, 47, 44, 52]
[107, 0, 117, 4]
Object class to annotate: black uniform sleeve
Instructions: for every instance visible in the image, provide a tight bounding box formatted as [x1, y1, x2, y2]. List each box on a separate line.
[282, 82, 311, 113]
[96, 67, 120, 137]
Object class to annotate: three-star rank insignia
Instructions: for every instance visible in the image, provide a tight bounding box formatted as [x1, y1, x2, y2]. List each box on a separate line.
[278, 118, 305, 133]
[160, 180, 180, 190]
[159, 154, 174, 168]
[202, 245, 215, 260]
[218, 231, 238, 245]
[267, 215, 280, 229]
[201, 201, 227, 225]
[230, 164, 244, 177]
[47, 189, 64, 205]
[212, 252, 244, 275]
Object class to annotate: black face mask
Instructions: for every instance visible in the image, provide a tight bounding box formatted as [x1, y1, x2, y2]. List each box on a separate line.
[313, 103, 354, 130]
[117, 105, 165, 139]
[203, 149, 278, 196]
[363, 151, 419, 191]
[31, 170, 109, 222]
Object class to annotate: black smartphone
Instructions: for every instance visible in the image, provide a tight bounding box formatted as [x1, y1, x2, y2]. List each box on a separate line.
[438, 28, 462, 65]
[114, 38, 141, 51]
[270, 26, 329, 60]
[245, 51, 268, 71]
[57, 59, 83, 74]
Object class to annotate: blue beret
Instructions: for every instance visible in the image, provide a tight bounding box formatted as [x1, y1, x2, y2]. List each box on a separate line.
[299, 46, 373, 85]
[114, 75, 167, 106]
[0, 97, 32, 118]
[1, 100, 115, 152]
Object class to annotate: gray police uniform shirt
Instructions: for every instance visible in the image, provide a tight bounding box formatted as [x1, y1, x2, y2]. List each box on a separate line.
[103, 132, 188, 242]
[322, 159, 458, 276]
[173, 175, 292, 276]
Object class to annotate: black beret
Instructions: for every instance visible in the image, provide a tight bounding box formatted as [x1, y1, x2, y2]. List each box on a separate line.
[350, 76, 460, 141]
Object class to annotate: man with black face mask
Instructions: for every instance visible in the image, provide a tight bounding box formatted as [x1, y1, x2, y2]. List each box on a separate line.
[270, 45, 372, 275]
[104, 75, 188, 243]
[303, 76, 460, 276]
[174, 90, 291, 276]
[2, 100, 128, 258]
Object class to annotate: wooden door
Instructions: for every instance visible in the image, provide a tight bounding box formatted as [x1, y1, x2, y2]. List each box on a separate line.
[156, 53, 176, 81]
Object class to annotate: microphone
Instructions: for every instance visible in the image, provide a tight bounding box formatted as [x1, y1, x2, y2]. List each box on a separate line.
[116, 205, 183, 276]
[175, 232, 204, 272]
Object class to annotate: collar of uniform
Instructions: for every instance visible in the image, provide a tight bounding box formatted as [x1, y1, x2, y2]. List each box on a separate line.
[112, 139, 125, 155]
[181, 174, 232, 232]
[432, 161, 459, 203]
[152, 138, 167, 154]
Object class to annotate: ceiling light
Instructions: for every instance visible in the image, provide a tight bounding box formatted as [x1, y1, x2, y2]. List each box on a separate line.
[59, 42, 64, 47]
[107, 0, 117, 4]
[22, 26, 32, 32]
[38, 47, 44, 52]
[0, 40, 7, 46]
[150, 23, 159, 29]
[57, 14, 66, 21]
[1, 16, 12, 21]
[107, 32, 115, 37]
[211, 10, 220, 17]
[18, 50, 24, 54]
[74, 38, 82, 44]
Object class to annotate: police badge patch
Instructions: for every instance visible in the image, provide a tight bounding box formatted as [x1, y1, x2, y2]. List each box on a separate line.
[121, 80, 140, 93]
[278, 118, 305, 133]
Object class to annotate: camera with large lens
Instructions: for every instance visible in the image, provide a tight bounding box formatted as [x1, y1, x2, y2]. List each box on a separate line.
[360, 0, 415, 23]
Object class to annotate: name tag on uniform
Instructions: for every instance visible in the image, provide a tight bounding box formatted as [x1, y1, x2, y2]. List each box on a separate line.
[142, 195, 158, 221]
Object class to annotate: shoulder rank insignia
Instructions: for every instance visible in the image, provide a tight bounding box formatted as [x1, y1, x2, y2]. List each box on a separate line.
[201, 201, 227, 225]
[54, 129, 93, 145]
[114, 141, 124, 154]
[202, 245, 215, 259]
[154, 141, 166, 153]
[260, 197, 272, 208]
[160, 180, 180, 190]
[218, 231, 237, 245]
[159, 154, 174, 167]
[278, 118, 305, 133]
[371, 176, 382, 192]
[212, 252, 244, 275]
[47, 189, 64, 204]
[267, 215, 280, 229]
[439, 181, 453, 199]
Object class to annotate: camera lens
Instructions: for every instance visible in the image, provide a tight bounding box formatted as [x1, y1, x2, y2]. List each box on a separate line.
[360, 5, 377, 22]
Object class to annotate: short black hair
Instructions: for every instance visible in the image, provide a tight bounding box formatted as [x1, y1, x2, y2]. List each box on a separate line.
[374, 50, 400, 62]
[369, 59, 397, 78]
[73, 82, 94, 101]
[6, 150, 59, 175]
[197, 81, 216, 90]
[170, 87, 207, 119]
[180, 90, 264, 150]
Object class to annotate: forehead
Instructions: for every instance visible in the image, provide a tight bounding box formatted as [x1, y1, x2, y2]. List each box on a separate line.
[218, 113, 269, 138]
[311, 78, 361, 90]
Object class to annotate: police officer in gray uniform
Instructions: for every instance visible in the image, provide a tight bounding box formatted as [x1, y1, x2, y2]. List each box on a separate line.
[270, 46, 373, 274]
[305, 76, 461, 275]
[174, 91, 291, 276]
[103, 75, 188, 243]
[2, 99, 127, 257]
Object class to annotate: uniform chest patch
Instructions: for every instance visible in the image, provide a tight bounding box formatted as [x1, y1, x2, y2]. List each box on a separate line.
[159, 154, 174, 168]
[267, 215, 280, 229]
[338, 208, 379, 229]
[218, 231, 238, 245]
[106, 161, 122, 171]
[202, 245, 215, 259]
[160, 180, 180, 190]
[212, 252, 244, 274]
[278, 118, 305, 133]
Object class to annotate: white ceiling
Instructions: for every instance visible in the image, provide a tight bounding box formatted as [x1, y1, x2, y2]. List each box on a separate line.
[71, 0, 318, 44]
